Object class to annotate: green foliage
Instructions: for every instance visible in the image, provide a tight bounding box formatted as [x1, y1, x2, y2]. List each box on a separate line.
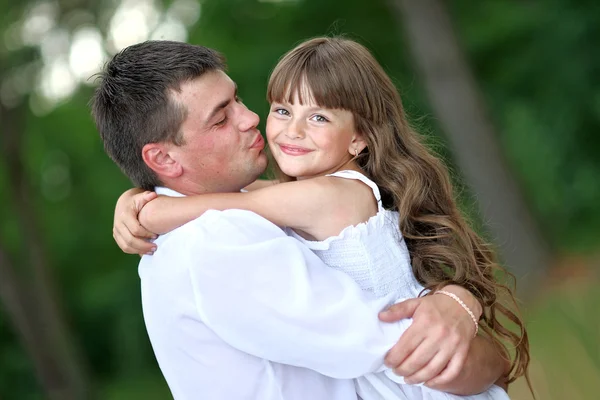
[453, 0, 600, 251]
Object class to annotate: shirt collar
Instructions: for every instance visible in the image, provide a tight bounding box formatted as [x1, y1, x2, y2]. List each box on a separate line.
[155, 187, 247, 196]
[155, 187, 186, 197]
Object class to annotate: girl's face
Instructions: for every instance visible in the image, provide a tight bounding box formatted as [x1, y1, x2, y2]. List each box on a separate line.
[266, 87, 365, 179]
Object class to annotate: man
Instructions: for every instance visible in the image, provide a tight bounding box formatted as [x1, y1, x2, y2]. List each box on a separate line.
[93, 41, 507, 399]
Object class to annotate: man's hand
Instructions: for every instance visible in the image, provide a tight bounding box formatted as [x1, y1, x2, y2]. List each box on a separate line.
[378, 286, 481, 386]
[113, 189, 158, 255]
[427, 334, 510, 395]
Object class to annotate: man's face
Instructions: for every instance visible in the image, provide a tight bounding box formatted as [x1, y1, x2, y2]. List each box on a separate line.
[169, 70, 267, 194]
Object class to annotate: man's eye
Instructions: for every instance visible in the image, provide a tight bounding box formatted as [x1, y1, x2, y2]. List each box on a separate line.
[215, 117, 227, 126]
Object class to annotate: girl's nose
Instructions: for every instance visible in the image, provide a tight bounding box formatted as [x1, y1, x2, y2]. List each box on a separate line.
[284, 120, 305, 139]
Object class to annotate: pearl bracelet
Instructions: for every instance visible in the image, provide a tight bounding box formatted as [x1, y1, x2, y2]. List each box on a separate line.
[435, 290, 479, 338]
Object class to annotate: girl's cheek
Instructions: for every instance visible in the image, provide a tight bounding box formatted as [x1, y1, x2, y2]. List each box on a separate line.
[265, 119, 275, 139]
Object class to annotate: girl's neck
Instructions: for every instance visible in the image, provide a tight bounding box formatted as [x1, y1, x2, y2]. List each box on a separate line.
[296, 159, 363, 181]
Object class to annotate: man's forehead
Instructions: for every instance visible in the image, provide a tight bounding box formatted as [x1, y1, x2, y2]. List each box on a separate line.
[172, 71, 236, 115]
[173, 70, 233, 96]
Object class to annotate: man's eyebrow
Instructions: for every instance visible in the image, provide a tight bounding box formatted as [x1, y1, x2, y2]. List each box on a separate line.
[203, 84, 238, 126]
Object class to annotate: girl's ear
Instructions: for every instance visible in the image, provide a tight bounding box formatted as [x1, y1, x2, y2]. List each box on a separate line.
[348, 133, 368, 157]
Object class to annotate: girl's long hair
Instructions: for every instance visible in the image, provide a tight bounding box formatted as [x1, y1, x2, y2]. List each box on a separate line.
[267, 36, 530, 386]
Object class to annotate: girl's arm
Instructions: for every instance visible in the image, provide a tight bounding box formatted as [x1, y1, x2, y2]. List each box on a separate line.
[243, 179, 279, 192]
[138, 178, 343, 236]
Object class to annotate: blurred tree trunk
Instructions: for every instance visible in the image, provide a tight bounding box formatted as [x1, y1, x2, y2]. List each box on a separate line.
[0, 1, 113, 397]
[0, 100, 89, 399]
[388, 0, 551, 296]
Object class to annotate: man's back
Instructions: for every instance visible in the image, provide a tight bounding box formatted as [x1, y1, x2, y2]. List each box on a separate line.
[138, 214, 358, 400]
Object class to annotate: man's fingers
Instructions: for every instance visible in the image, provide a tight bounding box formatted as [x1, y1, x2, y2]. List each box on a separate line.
[392, 338, 438, 379]
[424, 347, 468, 388]
[403, 349, 450, 384]
[379, 298, 421, 322]
[384, 327, 423, 369]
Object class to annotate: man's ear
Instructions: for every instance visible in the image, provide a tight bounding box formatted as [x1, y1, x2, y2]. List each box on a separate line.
[142, 143, 183, 178]
[348, 133, 368, 156]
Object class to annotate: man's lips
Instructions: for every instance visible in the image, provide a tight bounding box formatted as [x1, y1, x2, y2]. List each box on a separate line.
[278, 144, 314, 156]
[250, 134, 265, 149]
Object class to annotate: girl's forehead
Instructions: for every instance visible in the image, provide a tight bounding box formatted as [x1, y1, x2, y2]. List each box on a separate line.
[282, 82, 318, 105]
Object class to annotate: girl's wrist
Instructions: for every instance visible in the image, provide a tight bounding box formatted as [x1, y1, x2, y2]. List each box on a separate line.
[439, 284, 483, 321]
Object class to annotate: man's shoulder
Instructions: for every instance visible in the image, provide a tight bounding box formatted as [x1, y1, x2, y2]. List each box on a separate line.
[167, 209, 287, 243]
[181, 208, 280, 229]
[142, 209, 288, 270]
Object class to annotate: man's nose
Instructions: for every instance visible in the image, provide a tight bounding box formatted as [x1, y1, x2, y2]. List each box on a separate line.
[238, 105, 260, 132]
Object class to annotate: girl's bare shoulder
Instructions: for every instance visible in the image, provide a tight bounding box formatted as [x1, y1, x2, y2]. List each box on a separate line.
[313, 175, 379, 222]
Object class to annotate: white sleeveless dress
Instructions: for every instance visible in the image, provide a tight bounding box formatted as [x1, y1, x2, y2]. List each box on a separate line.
[287, 170, 510, 400]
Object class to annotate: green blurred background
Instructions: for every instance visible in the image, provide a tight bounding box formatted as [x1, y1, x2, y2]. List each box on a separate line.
[1, 0, 599, 399]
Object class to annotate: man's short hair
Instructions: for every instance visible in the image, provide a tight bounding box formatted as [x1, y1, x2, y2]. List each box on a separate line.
[91, 40, 226, 190]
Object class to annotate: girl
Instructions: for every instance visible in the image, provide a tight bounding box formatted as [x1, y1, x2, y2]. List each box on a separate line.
[115, 37, 529, 399]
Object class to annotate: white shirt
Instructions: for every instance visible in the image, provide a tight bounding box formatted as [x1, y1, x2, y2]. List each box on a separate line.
[139, 188, 413, 400]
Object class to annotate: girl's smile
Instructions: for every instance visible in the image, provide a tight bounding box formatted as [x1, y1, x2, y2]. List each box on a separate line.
[277, 143, 314, 156]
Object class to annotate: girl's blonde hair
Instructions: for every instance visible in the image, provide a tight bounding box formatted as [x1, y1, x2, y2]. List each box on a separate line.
[267, 36, 530, 386]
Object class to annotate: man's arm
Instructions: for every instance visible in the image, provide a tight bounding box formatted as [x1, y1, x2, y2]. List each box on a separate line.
[176, 208, 492, 389]
[178, 209, 409, 379]
[379, 294, 507, 395]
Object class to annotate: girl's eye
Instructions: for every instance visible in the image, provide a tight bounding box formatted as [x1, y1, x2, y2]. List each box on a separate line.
[311, 114, 328, 123]
[274, 108, 290, 116]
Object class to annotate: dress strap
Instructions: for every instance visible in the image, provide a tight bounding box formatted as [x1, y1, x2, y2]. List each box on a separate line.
[326, 170, 383, 210]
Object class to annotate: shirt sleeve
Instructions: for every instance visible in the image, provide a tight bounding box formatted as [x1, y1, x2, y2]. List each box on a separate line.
[173, 209, 412, 379]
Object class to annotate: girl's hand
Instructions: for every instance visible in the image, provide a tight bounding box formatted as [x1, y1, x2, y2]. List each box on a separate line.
[113, 189, 158, 255]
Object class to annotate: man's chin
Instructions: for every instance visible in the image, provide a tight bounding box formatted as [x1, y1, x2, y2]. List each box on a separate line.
[243, 155, 269, 184]
[257, 152, 269, 170]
